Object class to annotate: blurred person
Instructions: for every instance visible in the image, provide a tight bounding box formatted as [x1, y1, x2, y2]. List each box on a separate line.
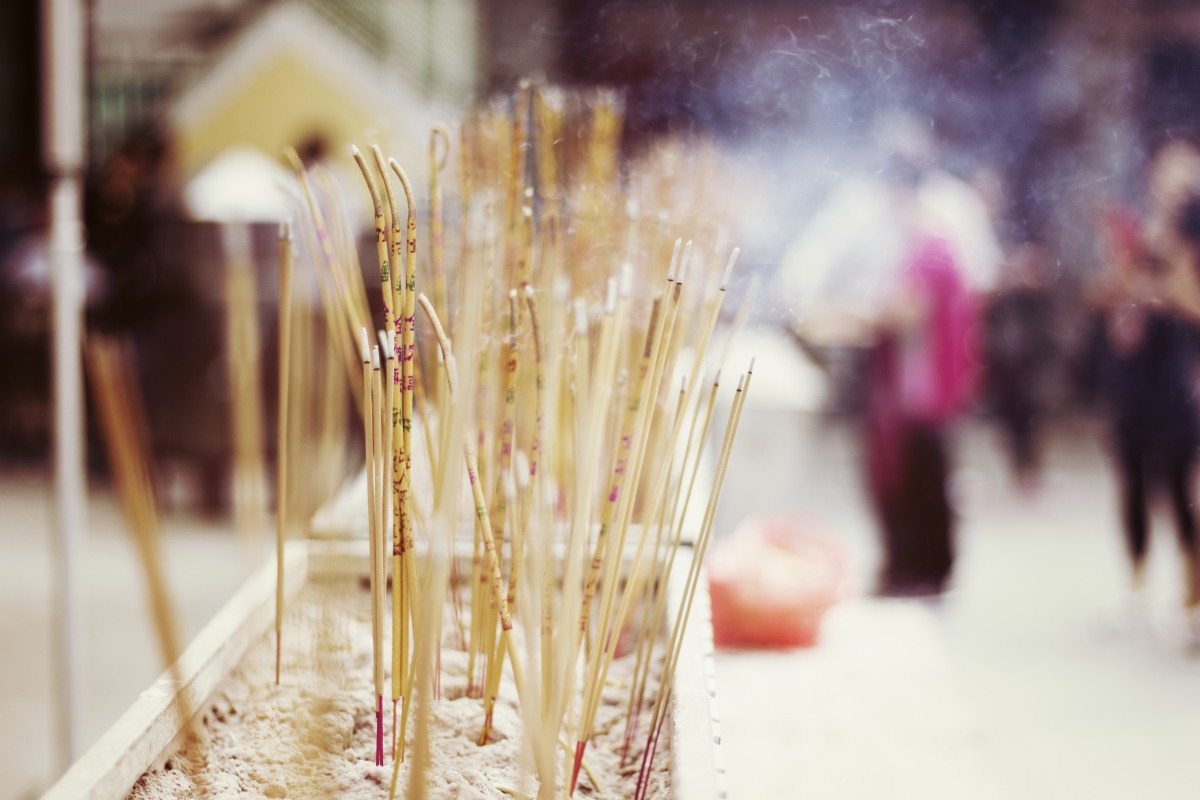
[1090, 139, 1200, 640]
[984, 241, 1056, 494]
[779, 113, 999, 596]
[972, 167, 1056, 493]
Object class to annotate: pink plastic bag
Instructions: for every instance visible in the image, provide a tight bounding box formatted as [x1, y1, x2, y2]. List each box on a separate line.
[707, 516, 847, 649]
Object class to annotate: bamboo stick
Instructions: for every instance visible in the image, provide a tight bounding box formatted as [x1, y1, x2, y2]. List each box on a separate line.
[360, 330, 384, 766]
[274, 222, 293, 686]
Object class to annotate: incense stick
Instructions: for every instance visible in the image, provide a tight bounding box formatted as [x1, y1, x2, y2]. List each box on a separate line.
[86, 337, 209, 793]
[360, 329, 384, 766]
[275, 221, 293, 686]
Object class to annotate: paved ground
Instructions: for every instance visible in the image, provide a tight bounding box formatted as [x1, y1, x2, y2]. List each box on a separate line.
[4, 354, 1200, 798]
[715, 393, 1200, 800]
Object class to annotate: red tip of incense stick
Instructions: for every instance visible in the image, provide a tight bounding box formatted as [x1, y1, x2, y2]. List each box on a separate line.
[569, 740, 586, 795]
[479, 711, 495, 746]
[374, 695, 384, 767]
[636, 730, 663, 800]
[620, 709, 640, 767]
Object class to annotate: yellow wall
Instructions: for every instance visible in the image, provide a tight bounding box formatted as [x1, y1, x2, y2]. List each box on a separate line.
[174, 51, 380, 179]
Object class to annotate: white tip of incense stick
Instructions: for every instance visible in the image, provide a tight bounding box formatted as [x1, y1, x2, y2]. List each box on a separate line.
[554, 277, 570, 302]
[377, 330, 393, 360]
[524, 284, 535, 301]
[350, 144, 361, 157]
[359, 327, 371, 363]
[574, 299, 588, 335]
[713, 369, 722, 386]
[736, 374, 745, 392]
[514, 450, 531, 488]
[721, 247, 741, 291]
[748, 355, 756, 374]
[444, 353, 459, 394]
[604, 279, 618, 315]
[372, 345, 380, 370]
[619, 264, 633, 298]
[676, 240, 693, 285]
[278, 220, 291, 241]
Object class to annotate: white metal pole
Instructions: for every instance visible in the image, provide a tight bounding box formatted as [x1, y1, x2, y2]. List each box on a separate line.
[42, 0, 87, 771]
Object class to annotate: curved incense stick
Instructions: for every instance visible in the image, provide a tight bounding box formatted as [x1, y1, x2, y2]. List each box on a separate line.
[369, 146, 411, 746]
[283, 147, 365, 409]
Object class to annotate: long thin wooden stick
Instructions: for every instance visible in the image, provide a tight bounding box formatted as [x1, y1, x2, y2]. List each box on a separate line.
[275, 221, 293, 686]
[360, 330, 385, 766]
[479, 290, 522, 744]
[86, 337, 209, 794]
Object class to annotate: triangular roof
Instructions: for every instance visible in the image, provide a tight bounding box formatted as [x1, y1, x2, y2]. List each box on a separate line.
[169, 1, 432, 181]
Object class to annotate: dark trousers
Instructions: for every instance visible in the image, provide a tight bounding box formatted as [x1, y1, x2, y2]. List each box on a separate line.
[869, 420, 954, 596]
[1115, 433, 1197, 571]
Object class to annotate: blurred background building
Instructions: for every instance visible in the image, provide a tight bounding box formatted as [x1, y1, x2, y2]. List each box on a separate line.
[6, 0, 1200, 466]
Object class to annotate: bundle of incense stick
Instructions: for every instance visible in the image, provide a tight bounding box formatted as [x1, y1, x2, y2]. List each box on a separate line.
[277, 82, 753, 798]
